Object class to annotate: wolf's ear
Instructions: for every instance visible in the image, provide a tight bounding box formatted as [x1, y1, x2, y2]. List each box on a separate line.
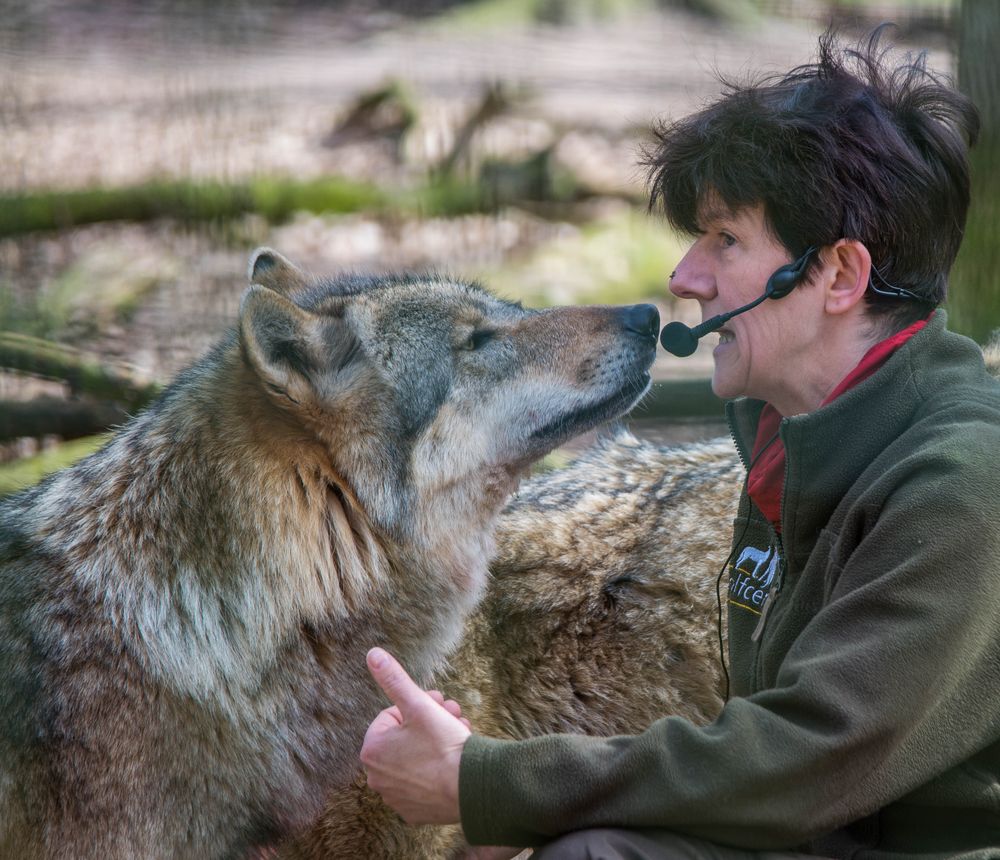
[248, 247, 306, 295]
[240, 285, 322, 402]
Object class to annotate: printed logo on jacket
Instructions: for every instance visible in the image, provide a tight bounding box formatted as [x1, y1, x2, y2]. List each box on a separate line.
[729, 544, 780, 616]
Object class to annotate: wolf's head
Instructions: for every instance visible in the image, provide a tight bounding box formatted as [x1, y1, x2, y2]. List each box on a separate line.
[238, 248, 657, 542]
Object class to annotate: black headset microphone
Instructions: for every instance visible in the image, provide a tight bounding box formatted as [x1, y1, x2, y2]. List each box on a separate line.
[659, 246, 819, 357]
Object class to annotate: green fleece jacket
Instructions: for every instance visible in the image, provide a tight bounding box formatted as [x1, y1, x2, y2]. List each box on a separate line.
[459, 312, 1000, 858]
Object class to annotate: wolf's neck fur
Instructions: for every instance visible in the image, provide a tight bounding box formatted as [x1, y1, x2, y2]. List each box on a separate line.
[26, 340, 498, 701]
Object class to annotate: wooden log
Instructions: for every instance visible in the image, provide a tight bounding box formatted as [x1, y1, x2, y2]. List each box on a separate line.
[0, 331, 160, 409]
[0, 178, 383, 238]
[0, 398, 128, 442]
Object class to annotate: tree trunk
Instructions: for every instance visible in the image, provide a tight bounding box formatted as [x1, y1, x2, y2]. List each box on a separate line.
[949, 0, 1000, 344]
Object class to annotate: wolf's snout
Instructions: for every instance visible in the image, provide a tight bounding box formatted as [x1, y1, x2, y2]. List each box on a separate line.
[619, 304, 660, 340]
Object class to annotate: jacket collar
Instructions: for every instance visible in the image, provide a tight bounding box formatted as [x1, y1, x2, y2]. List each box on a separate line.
[725, 311, 956, 568]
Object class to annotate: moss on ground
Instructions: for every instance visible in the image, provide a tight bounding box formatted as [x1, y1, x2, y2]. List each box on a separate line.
[0, 178, 386, 238]
[0, 173, 576, 239]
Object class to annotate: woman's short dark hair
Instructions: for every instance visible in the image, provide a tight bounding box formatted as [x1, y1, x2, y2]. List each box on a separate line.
[645, 26, 980, 330]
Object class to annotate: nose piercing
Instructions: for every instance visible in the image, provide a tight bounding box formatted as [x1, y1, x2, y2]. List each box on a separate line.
[669, 270, 676, 280]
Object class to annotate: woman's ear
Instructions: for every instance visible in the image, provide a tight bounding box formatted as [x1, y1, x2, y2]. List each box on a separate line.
[823, 239, 872, 316]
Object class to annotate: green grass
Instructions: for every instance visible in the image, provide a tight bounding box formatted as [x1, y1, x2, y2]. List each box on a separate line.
[0, 435, 107, 498]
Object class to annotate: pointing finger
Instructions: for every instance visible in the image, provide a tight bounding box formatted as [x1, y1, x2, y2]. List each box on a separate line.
[367, 647, 428, 717]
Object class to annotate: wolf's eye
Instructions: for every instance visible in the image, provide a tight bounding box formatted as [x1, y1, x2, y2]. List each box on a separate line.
[462, 330, 494, 351]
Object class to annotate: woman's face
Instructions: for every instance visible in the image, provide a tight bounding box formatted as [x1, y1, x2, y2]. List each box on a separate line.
[668, 203, 825, 415]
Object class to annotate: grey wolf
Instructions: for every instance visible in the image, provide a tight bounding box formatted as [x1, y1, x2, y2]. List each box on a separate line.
[0, 248, 657, 858]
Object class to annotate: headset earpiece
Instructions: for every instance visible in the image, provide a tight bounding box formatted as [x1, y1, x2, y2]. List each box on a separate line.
[764, 264, 801, 299]
[764, 246, 818, 300]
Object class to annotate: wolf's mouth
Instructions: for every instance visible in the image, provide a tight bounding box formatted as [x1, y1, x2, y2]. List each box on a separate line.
[529, 371, 652, 444]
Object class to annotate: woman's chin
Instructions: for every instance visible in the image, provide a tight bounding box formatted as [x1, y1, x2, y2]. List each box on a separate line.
[710, 369, 745, 402]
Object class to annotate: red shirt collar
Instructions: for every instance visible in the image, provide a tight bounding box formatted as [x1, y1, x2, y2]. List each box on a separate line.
[747, 315, 931, 531]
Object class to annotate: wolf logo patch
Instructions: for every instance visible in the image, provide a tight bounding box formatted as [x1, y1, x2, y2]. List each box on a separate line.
[729, 544, 780, 616]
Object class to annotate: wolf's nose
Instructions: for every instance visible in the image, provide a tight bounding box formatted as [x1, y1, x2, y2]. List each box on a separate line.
[619, 304, 660, 339]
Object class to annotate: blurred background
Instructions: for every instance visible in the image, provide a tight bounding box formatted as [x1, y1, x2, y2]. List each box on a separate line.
[1, 0, 995, 493]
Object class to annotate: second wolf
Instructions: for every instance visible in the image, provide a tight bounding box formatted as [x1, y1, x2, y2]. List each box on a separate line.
[0, 250, 658, 858]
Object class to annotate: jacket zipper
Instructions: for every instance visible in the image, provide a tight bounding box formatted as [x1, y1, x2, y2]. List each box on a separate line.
[751, 419, 789, 645]
[727, 406, 752, 473]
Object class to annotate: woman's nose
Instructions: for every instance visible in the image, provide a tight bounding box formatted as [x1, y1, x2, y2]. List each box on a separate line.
[668, 252, 715, 302]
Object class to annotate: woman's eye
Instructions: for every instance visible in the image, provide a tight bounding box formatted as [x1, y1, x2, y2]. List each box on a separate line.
[720, 232, 736, 248]
[463, 330, 494, 351]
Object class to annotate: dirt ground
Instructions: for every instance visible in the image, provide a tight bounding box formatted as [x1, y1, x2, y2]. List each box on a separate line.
[1, 6, 846, 193]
